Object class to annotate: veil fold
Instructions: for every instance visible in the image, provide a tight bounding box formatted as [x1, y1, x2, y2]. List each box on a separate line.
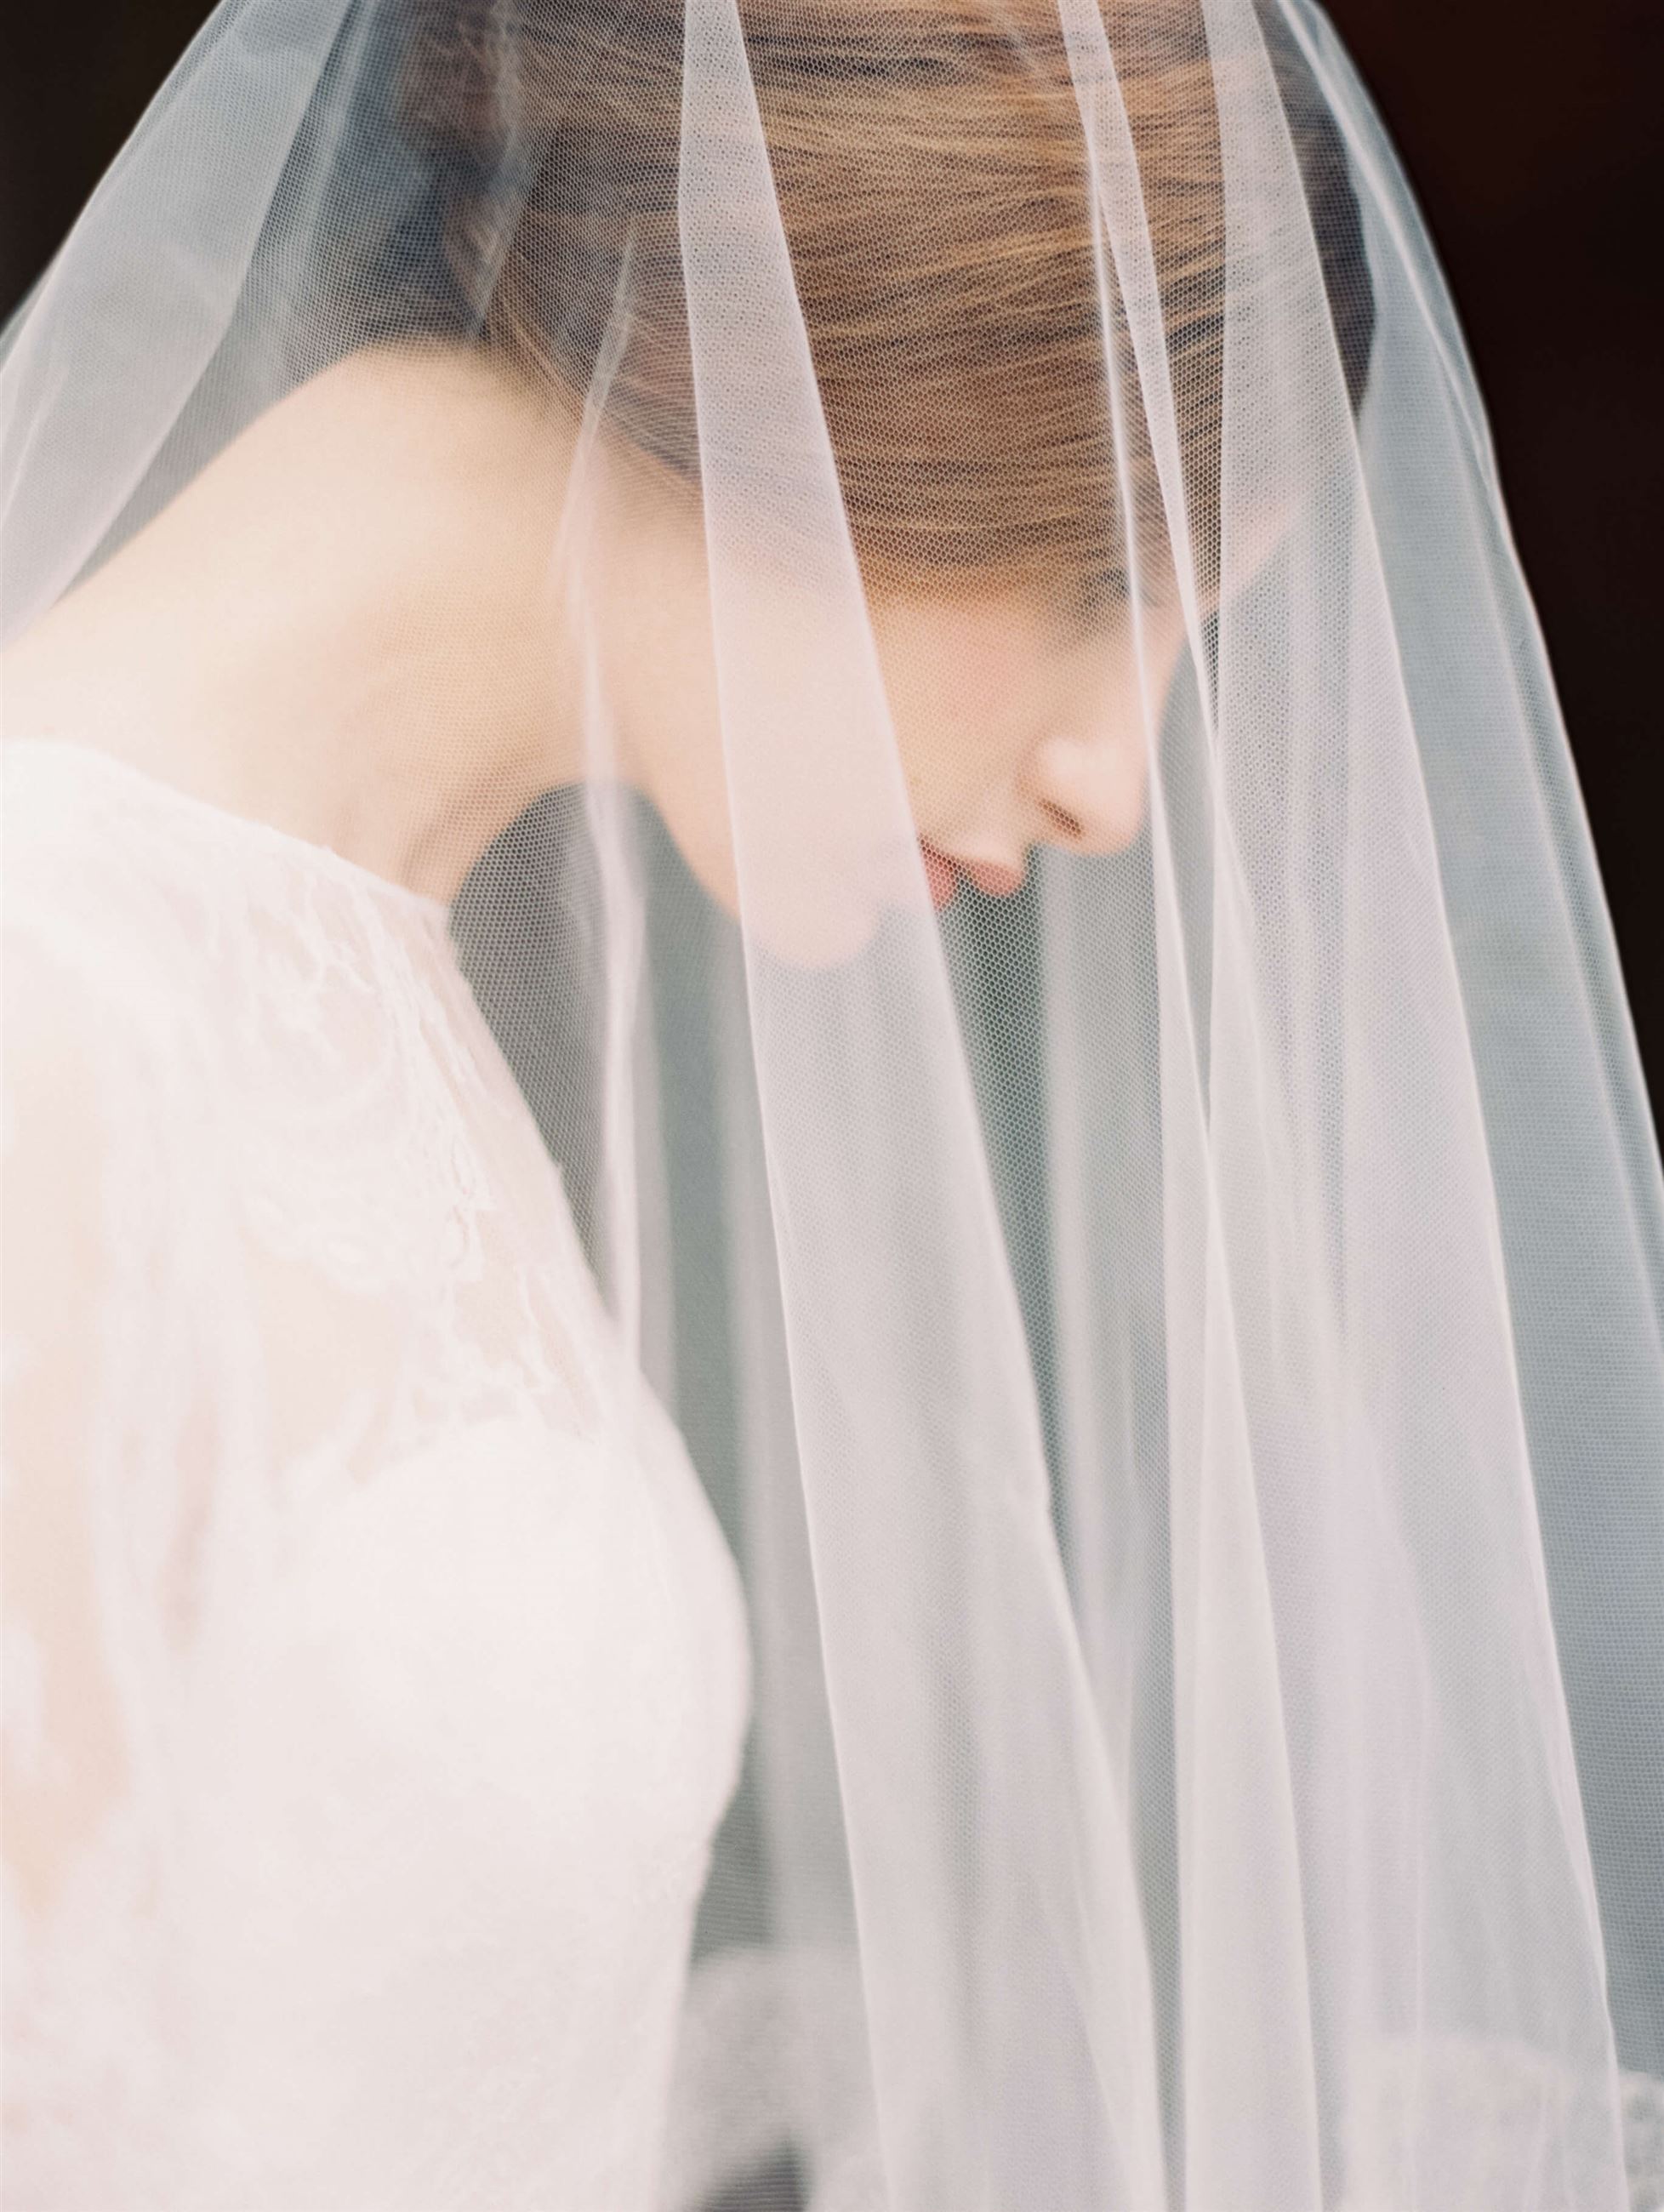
[3, 0, 1661, 2205]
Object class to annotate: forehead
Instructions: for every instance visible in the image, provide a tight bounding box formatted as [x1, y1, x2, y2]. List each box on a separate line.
[881, 595, 1053, 680]
[872, 584, 1177, 699]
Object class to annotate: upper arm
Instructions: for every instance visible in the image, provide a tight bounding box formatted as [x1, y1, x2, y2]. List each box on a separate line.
[3, 933, 136, 1921]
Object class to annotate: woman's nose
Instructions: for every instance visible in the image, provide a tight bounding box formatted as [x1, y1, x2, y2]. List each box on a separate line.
[1023, 724, 1147, 856]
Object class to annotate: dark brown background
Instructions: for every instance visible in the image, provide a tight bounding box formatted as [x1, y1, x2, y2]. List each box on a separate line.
[4, 0, 1661, 1106]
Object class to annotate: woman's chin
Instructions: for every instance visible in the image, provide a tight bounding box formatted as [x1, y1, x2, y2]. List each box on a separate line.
[696, 846, 957, 971]
[715, 875, 888, 971]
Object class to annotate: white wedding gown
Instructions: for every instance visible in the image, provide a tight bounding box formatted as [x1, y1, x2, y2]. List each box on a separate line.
[0, 737, 753, 2210]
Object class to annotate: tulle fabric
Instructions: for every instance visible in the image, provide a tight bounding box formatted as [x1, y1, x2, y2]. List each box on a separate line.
[3, 0, 1662, 2206]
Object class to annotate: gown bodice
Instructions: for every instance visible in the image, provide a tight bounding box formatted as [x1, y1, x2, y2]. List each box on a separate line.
[0, 737, 752, 2210]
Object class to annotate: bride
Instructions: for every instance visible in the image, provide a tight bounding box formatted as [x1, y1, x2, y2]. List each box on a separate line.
[4, 0, 1661, 2205]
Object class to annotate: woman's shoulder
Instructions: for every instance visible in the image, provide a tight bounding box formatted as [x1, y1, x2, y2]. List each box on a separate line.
[4, 737, 214, 966]
[3, 743, 215, 1284]
[4, 736, 451, 1041]
[3, 739, 255, 1131]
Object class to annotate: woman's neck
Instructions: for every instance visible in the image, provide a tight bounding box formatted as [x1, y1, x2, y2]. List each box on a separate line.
[3, 346, 599, 905]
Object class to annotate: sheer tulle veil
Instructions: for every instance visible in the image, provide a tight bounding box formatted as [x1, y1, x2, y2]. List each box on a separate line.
[3, 0, 1662, 2204]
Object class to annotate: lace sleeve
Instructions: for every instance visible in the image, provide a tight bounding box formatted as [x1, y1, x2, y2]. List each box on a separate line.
[1, 889, 220, 1942]
[2, 921, 145, 1926]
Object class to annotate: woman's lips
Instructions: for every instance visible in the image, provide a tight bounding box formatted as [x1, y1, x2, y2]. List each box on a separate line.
[962, 856, 1026, 898]
[920, 840, 1025, 908]
[920, 840, 960, 909]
